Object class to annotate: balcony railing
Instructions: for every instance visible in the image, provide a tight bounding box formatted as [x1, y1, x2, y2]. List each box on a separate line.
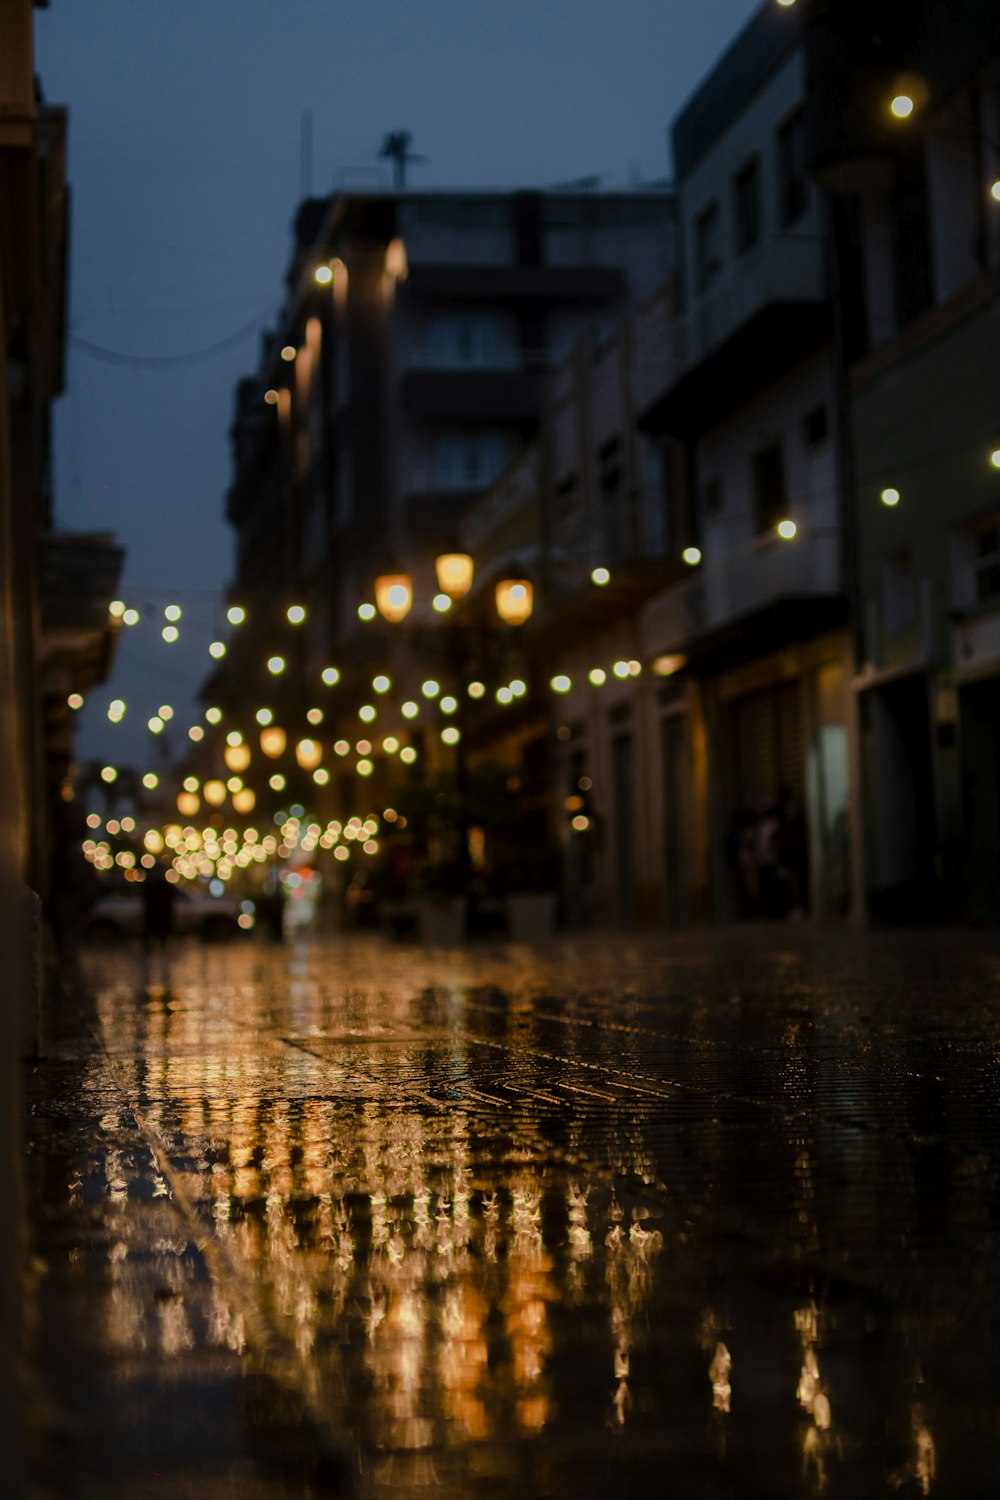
[633, 236, 826, 416]
[641, 525, 840, 654]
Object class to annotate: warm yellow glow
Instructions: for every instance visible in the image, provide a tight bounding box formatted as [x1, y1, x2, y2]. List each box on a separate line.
[164, 604, 182, 622]
[571, 814, 590, 832]
[613, 660, 630, 679]
[372, 674, 391, 694]
[510, 679, 526, 697]
[280, 345, 297, 362]
[359, 704, 376, 722]
[313, 768, 330, 786]
[881, 487, 900, 507]
[777, 518, 797, 539]
[356, 758, 374, 777]
[322, 666, 340, 685]
[203, 780, 227, 807]
[100, 765, 117, 783]
[307, 707, 324, 724]
[682, 546, 702, 566]
[401, 700, 419, 718]
[314, 264, 333, 285]
[441, 726, 461, 745]
[256, 707, 273, 725]
[296, 737, 323, 770]
[161, 625, 179, 643]
[384, 237, 408, 281]
[227, 605, 246, 626]
[144, 829, 164, 853]
[551, 674, 571, 693]
[991, 180, 1000, 203]
[182, 776, 199, 792]
[226, 730, 243, 746]
[148, 716, 164, 734]
[468, 681, 485, 698]
[205, 706, 222, 723]
[232, 788, 256, 813]
[159, 704, 174, 720]
[176, 791, 200, 817]
[891, 94, 914, 119]
[435, 551, 474, 599]
[224, 743, 251, 773]
[264, 388, 279, 405]
[108, 599, 126, 618]
[142, 772, 158, 790]
[588, 668, 606, 686]
[591, 566, 611, 586]
[188, 725, 204, 742]
[260, 726, 287, 758]
[67, 692, 84, 710]
[108, 698, 126, 718]
[269, 773, 286, 790]
[497, 686, 513, 704]
[123, 609, 140, 626]
[495, 579, 533, 625]
[775, 0, 796, 7]
[374, 572, 413, 623]
[990, 448, 1000, 469]
[209, 640, 226, 658]
[267, 655, 286, 675]
[356, 738, 372, 754]
[334, 739, 350, 756]
[652, 652, 687, 677]
[382, 736, 399, 754]
[287, 604, 306, 624]
[440, 694, 458, 713]
[358, 602, 377, 621]
[432, 593, 452, 613]
[399, 746, 417, 764]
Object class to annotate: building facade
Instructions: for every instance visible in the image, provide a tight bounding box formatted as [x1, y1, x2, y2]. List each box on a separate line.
[805, 0, 1000, 921]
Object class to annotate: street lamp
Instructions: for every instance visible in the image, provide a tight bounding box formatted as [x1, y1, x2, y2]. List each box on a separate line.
[374, 572, 413, 623]
[495, 578, 533, 626]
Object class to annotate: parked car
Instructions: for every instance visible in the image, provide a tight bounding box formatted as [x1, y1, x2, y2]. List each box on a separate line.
[83, 882, 249, 943]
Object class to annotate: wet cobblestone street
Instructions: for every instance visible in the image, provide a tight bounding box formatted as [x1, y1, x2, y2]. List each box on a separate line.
[21, 928, 1000, 1498]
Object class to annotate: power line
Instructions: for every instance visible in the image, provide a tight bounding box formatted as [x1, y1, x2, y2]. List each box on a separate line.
[68, 306, 276, 369]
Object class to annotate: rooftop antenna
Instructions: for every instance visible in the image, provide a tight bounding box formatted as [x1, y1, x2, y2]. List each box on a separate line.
[378, 130, 425, 190]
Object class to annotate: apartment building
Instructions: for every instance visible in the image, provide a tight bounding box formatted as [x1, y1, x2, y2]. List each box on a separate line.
[602, 2, 856, 925]
[804, 0, 1000, 920]
[211, 186, 675, 820]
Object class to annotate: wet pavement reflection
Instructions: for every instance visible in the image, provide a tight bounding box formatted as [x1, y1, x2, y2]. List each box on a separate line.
[24, 930, 1000, 1497]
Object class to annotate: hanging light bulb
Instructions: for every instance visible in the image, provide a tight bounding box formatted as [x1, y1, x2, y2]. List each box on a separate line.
[374, 572, 413, 623]
[435, 552, 474, 600]
[495, 579, 533, 625]
[259, 726, 287, 758]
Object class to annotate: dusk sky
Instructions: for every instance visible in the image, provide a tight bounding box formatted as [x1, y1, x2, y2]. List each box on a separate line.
[35, 0, 761, 770]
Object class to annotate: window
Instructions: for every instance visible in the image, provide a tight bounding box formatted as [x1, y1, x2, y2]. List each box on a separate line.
[803, 405, 829, 447]
[703, 476, 724, 518]
[972, 516, 1000, 604]
[751, 441, 787, 534]
[882, 548, 915, 633]
[427, 313, 506, 368]
[733, 157, 761, 254]
[694, 201, 722, 293]
[434, 431, 511, 490]
[777, 108, 808, 226]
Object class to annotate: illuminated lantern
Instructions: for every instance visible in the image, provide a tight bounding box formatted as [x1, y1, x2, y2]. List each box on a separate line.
[176, 792, 200, 817]
[259, 726, 287, 758]
[374, 572, 413, 623]
[232, 788, 256, 814]
[295, 738, 323, 770]
[223, 742, 251, 773]
[435, 552, 474, 600]
[495, 579, 533, 626]
[202, 780, 227, 807]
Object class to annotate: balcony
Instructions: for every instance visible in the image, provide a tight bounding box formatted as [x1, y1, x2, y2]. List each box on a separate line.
[641, 525, 843, 667]
[636, 239, 829, 433]
[399, 363, 542, 422]
[405, 262, 625, 305]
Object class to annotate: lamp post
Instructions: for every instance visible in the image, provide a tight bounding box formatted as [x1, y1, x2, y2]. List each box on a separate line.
[373, 551, 534, 912]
